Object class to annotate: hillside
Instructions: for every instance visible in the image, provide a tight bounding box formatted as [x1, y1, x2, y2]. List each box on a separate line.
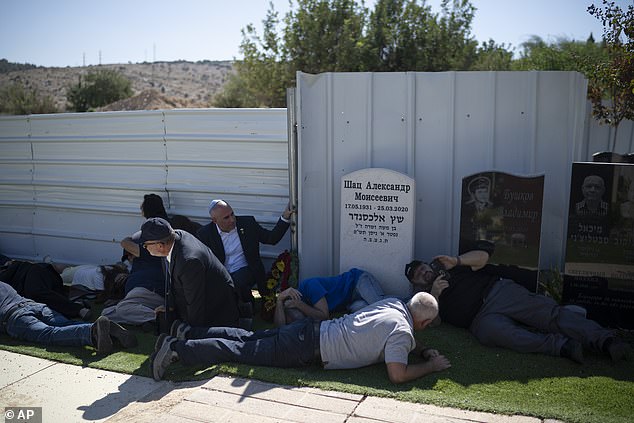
[0, 60, 234, 112]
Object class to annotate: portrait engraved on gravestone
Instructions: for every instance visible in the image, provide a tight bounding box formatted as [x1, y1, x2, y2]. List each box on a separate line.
[339, 168, 415, 298]
[564, 162, 634, 329]
[459, 171, 545, 272]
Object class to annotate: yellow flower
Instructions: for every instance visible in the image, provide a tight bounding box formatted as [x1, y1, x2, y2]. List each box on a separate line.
[276, 261, 285, 272]
[272, 268, 280, 279]
[266, 278, 277, 289]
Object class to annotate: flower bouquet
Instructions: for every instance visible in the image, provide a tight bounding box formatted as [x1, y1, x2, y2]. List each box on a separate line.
[261, 249, 299, 321]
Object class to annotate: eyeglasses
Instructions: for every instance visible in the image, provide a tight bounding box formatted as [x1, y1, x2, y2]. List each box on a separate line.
[143, 241, 163, 249]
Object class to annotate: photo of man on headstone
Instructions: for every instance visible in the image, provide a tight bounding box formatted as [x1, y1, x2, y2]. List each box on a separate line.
[575, 175, 609, 217]
[466, 176, 494, 212]
[461, 174, 501, 244]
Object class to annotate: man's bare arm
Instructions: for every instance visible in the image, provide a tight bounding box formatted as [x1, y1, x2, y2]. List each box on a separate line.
[386, 356, 451, 384]
[433, 250, 490, 271]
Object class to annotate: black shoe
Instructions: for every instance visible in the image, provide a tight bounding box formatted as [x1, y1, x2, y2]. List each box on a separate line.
[560, 339, 584, 364]
[91, 316, 113, 354]
[150, 334, 178, 381]
[109, 321, 138, 348]
[603, 338, 632, 362]
[170, 319, 191, 340]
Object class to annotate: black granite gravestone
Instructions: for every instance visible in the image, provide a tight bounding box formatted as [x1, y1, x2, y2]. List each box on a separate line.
[564, 162, 634, 329]
[459, 171, 545, 291]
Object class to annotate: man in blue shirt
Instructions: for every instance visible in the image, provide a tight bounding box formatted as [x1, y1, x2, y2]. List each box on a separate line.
[273, 268, 386, 326]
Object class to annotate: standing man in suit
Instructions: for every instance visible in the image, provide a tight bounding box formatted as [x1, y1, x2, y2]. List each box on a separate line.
[140, 217, 241, 329]
[196, 199, 293, 305]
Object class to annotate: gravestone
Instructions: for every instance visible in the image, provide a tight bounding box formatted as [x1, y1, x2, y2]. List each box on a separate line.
[564, 162, 634, 329]
[458, 171, 545, 291]
[339, 168, 415, 298]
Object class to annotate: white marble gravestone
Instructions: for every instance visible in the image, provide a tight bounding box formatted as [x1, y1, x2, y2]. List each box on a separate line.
[339, 168, 415, 298]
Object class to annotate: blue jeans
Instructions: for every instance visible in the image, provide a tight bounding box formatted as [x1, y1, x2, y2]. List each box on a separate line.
[174, 318, 318, 368]
[6, 301, 92, 347]
[348, 271, 386, 313]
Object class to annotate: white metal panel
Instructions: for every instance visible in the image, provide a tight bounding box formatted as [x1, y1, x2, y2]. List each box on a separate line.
[0, 109, 290, 265]
[584, 101, 634, 156]
[414, 72, 456, 257]
[296, 71, 590, 281]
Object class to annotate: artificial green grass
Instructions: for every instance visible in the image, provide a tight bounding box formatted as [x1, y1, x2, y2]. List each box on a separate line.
[1, 312, 632, 423]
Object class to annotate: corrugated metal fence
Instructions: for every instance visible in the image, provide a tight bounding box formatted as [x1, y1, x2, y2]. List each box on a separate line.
[0, 108, 290, 265]
[294, 71, 632, 279]
[1, 71, 633, 275]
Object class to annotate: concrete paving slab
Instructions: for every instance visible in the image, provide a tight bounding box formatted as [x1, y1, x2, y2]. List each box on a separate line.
[0, 350, 55, 389]
[0, 350, 168, 422]
[200, 375, 360, 414]
[355, 396, 547, 423]
[186, 388, 348, 422]
[104, 380, 207, 423]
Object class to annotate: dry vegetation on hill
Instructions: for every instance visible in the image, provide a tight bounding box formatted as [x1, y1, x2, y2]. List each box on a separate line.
[0, 60, 234, 112]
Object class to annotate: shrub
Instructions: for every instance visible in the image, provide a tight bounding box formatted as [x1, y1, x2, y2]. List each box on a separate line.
[0, 83, 57, 115]
[66, 69, 133, 112]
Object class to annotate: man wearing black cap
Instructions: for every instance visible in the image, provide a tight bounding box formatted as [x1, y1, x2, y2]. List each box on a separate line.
[196, 199, 293, 304]
[140, 217, 241, 329]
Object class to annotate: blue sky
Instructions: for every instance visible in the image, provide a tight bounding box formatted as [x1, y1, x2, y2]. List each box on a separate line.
[0, 0, 622, 67]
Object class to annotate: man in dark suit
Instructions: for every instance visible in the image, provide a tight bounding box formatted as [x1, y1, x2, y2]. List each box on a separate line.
[196, 199, 293, 304]
[140, 217, 241, 329]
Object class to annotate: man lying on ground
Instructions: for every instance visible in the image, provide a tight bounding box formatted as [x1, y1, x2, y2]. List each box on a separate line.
[150, 292, 451, 384]
[405, 241, 631, 364]
[273, 268, 387, 327]
[0, 281, 137, 354]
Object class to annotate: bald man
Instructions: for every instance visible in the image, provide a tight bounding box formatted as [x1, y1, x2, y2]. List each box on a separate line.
[196, 200, 293, 304]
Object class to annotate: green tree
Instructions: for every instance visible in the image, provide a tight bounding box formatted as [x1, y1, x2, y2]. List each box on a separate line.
[216, 0, 483, 107]
[511, 35, 606, 71]
[363, 0, 436, 71]
[587, 0, 634, 151]
[284, 0, 367, 74]
[67, 69, 133, 112]
[471, 40, 513, 71]
[0, 82, 57, 115]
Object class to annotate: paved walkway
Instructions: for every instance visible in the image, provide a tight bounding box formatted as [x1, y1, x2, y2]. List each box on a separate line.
[0, 350, 563, 422]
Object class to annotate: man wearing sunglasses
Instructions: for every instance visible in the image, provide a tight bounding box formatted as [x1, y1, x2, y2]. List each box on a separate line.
[139, 217, 242, 330]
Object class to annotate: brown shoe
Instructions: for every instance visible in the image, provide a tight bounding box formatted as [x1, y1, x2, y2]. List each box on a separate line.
[109, 320, 138, 348]
[91, 316, 113, 354]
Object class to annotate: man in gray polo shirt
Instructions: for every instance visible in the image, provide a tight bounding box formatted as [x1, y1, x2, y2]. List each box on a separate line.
[151, 292, 451, 384]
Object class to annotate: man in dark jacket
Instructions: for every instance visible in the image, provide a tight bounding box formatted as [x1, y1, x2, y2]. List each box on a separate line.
[0, 260, 90, 319]
[196, 199, 292, 303]
[405, 241, 631, 364]
[140, 217, 242, 329]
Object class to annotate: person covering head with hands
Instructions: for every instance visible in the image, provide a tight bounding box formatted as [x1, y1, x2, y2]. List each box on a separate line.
[150, 292, 450, 384]
[406, 241, 631, 364]
[140, 217, 242, 329]
[273, 268, 386, 327]
[196, 199, 294, 305]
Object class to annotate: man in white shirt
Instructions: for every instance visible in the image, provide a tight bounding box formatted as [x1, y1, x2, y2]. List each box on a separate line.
[150, 292, 451, 384]
[196, 199, 293, 305]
